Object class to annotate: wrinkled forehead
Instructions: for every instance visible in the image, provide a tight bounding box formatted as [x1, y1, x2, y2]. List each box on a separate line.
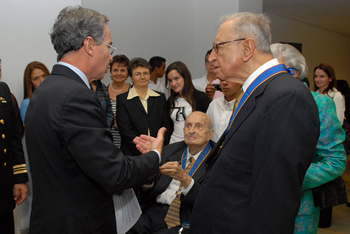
[185, 113, 208, 126]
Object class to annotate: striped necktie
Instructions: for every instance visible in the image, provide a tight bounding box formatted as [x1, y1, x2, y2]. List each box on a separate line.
[164, 156, 195, 229]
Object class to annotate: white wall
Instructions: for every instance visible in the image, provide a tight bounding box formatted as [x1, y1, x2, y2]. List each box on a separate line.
[82, 0, 252, 84]
[266, 12, 350, 90]
[0, 0, 81, 103]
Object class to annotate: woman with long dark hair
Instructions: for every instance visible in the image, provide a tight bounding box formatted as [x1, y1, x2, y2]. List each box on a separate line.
[19, 61, 50, 124]
[314, 63, 345, 125]
[165, 61, 210, 143]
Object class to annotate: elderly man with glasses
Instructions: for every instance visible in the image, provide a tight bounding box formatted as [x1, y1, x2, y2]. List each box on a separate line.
[25, 6, 166, 234]
[189, 12, 320, 233]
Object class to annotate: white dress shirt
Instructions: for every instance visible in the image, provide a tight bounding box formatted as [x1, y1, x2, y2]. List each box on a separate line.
[242, 58, 280, 92]
[206, 96, 236, 142]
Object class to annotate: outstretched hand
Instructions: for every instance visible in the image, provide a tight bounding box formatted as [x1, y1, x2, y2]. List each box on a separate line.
[133, 127, 167, 155]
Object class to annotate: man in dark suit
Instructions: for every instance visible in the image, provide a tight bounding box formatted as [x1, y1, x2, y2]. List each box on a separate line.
[189, 13, 320, 233]
[128, 111, 214, 234]
[25, 6, 166, 234]
[0, 82, 28, 234]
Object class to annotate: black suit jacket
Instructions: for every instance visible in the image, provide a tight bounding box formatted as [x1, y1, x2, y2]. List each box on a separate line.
[131, 141, 213, 233]
[190, 72, 320, 233]
[0, 82, 28, 218]
[117, 89, 171, 156]
[25, 65, 160, 234]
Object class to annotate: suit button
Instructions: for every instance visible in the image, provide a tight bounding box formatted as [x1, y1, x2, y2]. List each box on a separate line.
[4, 149, 6, 154]
[2, 134, 5, 139]
[0, 119, 4, 124]
[4, 162, 6, 167]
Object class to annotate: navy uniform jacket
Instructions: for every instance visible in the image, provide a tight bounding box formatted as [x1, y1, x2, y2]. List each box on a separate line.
[0, 82, 28, 217]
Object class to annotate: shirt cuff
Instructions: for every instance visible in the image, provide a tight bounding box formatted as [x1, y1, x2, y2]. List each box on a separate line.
[181, 178, 194, 196]
[152, 150, 161, 163]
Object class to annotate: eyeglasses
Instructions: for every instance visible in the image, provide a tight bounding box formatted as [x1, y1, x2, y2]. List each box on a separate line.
[100, 41, 116, 55]
[133, 71, 150, 77]
[212, 38, 245, 53]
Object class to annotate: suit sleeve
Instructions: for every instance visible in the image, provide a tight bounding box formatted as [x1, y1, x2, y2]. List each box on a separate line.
[116, 94, 142, 155]
[60, 87, 159, 193]
[247, 85, 320, 232]
[301, 96, 346, 191]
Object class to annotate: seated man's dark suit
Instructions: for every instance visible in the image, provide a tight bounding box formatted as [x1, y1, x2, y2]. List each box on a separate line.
[128, 140, 214, 234]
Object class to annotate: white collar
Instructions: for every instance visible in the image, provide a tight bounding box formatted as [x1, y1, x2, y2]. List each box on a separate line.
[58, 61, 90, 88]
[242, 58, 279, 92]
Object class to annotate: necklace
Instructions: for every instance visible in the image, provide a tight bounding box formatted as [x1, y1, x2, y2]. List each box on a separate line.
[111, 83, 125, 93]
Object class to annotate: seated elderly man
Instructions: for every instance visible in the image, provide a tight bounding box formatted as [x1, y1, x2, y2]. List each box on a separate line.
[128, 111, 214, 234]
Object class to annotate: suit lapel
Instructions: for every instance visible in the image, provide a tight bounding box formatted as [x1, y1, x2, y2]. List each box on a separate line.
[130, 97, 147, 115]
[148, 97, 155, 115]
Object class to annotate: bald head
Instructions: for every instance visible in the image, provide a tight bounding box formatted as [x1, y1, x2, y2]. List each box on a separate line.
[183, 112, 214, 153]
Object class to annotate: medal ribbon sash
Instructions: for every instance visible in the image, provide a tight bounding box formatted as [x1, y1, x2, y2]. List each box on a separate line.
[181, 142, 212, 177]
[225, 64, 288, 134]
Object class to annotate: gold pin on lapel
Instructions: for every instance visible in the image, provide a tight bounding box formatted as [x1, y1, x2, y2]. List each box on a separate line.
[0, 97, 7, 103]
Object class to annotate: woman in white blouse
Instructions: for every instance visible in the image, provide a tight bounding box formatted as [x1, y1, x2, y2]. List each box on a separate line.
[314, 63, 345, 125]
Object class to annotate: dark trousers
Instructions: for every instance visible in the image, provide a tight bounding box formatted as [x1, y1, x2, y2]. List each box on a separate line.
[318, 207, 333, 228]
[0, 211, 14, 234]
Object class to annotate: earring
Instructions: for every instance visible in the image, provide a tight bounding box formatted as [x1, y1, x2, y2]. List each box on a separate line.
[329, 80, 331, 82]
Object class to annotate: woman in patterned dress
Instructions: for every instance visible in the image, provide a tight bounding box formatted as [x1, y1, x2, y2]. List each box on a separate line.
[271, 43, 347, 233]
[108, 55, 130, 147]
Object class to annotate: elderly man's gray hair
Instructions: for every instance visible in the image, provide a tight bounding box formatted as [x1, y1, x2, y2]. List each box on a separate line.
[220, 12, 272, 53]
[50, 6, 110, 61]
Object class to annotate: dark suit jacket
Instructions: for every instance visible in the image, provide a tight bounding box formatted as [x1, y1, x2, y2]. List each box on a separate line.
[0, 82, 28, 218]
[130, 141, 213, 233]
[117, 89, 171, 156]
[25, 65, 160, 234]
[190, 72, 320, 233]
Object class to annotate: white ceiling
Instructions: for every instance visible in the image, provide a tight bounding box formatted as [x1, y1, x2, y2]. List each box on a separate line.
[263, 0, 350, 36]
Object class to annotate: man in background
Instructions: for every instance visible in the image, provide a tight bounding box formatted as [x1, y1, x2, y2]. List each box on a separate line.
[149, 56, 169, 98]
[206, 80, 242, 142]
[192, 49, 224, 101]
